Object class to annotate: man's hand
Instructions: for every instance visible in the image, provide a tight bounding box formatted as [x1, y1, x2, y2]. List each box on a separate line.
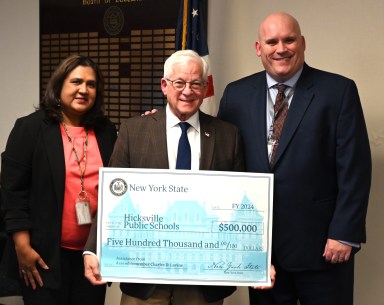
[251, 264, 276, 290]
[84, 254, 107, 285]
[323, 238, 352, 264]
[141, 109, 158, 116]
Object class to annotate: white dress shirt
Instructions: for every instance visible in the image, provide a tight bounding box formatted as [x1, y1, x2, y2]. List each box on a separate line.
[166, 105, 200, 170]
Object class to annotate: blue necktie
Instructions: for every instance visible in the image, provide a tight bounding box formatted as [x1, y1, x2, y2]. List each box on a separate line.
[176, 122, 191, 170]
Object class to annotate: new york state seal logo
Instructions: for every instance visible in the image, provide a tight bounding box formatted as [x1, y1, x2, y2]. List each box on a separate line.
[110, 178, 127, 196]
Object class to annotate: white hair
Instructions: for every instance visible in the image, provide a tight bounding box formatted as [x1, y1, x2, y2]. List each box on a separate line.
[163, 50, 209, 80]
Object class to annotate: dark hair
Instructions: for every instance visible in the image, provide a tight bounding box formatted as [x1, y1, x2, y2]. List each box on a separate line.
[40, 55, 106, 128]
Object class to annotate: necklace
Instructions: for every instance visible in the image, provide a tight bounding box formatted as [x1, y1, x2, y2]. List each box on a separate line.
[62, 123, 89, 197]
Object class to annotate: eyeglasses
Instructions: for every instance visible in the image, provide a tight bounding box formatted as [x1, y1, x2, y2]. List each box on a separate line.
[166, 78, 208, 92]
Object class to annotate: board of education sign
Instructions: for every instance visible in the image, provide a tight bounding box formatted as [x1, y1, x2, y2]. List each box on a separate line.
[97, 168, 273, 286]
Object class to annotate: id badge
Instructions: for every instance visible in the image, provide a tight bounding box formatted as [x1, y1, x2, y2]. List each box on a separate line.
[75, 197, 92, 225]
[267, 139, 275, 161]
[267, 143, 273, 159]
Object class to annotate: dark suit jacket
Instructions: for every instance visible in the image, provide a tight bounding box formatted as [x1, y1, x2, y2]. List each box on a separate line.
[218, 64, 371, 271]
[85, 109, 244, 302]
[0, 110, 117, 288]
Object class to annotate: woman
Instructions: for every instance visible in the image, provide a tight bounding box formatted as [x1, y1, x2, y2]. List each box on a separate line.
[0, 55, 117, 305]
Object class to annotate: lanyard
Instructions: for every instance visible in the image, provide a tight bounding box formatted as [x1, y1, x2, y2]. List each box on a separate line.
[62, 123, 89, 198]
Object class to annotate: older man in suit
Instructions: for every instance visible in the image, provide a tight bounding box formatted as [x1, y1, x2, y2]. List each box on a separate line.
[83, 50, 246, 305]
[218, 12, 371, 305]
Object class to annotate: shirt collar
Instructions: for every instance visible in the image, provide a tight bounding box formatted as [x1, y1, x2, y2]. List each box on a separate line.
[166, 104, 200, 132]
[266, 66, 303, 89]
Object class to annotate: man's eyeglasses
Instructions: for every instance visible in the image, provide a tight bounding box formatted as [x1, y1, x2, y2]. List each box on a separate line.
[166, 78, 208, 92]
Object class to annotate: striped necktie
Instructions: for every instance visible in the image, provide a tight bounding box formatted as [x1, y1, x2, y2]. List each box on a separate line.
[270, 84, 288, 166]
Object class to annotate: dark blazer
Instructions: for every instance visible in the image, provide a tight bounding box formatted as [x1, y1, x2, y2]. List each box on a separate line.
[85, 109, 244, 302]
[218, 64, 371, 271]
[0, 110, 117, 288]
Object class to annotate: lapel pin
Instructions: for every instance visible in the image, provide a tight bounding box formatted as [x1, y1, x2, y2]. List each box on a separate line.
[205, 132, 210, 137]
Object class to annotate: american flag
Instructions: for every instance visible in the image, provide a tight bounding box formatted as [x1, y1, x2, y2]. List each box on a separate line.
[176, 0, 217, 116]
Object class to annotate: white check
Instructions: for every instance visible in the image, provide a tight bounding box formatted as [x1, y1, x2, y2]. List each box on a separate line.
[97, 168, 273, 286]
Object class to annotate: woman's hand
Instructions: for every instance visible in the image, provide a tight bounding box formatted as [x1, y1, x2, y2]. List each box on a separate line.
[13, 231, 49, 289]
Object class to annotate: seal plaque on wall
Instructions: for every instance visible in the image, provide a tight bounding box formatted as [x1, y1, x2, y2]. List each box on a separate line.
[104, 6, 124, 36]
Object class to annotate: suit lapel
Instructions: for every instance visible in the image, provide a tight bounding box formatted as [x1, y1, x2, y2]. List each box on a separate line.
[151, 109, 170, 168]
[248, 75, 271, 171]
[42, 122, 66, 211]
[199, 111, 215, 170]
[272, 65, 315, 167]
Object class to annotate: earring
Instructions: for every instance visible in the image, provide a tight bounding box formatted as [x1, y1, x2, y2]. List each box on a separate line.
[55, 98, 61, 108]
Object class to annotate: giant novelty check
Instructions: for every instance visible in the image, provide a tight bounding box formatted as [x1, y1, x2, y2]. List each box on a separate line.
[97, 168, 273, 286]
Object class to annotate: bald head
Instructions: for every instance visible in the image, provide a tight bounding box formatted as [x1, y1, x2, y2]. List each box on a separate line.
[258, 13, 302, 40]
[256, 12, 306, 83]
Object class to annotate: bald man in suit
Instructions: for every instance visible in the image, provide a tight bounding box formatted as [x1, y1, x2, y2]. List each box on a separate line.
[83, 50, 245, 305]
[218, 12, 371, 305]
